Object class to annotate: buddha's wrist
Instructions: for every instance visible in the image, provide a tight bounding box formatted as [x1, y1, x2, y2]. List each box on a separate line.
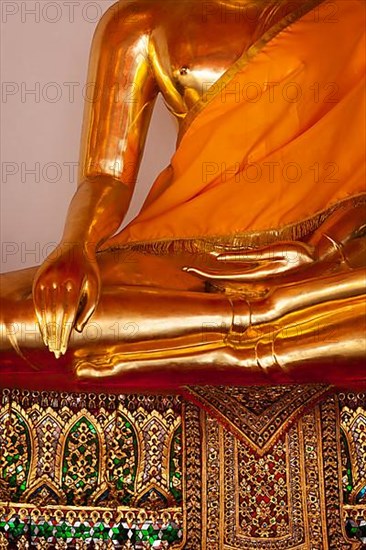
[54, 240, 97, 263]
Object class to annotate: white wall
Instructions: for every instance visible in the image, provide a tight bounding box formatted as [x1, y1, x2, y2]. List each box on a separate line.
[1, 0, 177, 273]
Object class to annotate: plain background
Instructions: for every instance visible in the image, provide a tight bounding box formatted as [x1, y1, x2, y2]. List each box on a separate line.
[1, 0, 177, 273]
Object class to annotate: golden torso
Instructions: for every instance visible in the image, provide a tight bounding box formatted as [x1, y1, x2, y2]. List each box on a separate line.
[79, 0, 305, 185]
[152, 0, 261, 115]
[137, 0, 304, 117]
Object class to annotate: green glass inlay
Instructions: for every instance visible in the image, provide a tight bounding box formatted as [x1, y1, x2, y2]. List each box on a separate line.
[104, 412, 138, 506]
[0, 411, 31, 501]
[61, 416, 100, 506]
[0, 517, 183, 545]
[169, 425, 183, 504]
[341, 430, 354, 504]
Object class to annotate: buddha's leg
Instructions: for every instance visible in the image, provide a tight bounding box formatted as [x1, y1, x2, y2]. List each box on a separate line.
[0, 278, 234, 369]
[75, 292, 365, 387]
[0, 249, 210, 369]
[249, 266, 365, 326]
[1, 253, 364, 385]
[251, 294, 366, 385]
[72, 267, 365, 384]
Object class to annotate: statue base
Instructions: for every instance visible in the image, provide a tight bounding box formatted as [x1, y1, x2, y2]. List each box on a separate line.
[0, 386, 365, 548]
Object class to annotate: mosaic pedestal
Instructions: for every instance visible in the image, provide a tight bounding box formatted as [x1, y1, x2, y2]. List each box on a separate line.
[0, 386, 365, 549]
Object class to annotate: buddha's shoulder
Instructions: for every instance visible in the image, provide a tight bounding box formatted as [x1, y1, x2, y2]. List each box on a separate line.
[95, 0, 305, 34]
[101, 0, 188, 18]
[98, 0, 240, 28]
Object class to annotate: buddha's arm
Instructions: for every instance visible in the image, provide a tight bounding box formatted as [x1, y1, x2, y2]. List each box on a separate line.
[32, 2, 158, 357]
[59, 3, 159, 253]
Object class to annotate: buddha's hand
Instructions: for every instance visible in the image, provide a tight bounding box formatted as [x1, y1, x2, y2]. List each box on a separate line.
[32, 243, 101, 358]
[183, 241, 314, 281]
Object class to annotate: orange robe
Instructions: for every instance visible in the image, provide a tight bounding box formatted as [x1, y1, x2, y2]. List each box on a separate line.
[103, 0, 365, 253]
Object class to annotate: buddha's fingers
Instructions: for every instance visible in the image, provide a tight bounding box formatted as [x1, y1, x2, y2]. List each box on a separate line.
[183, 266, 242, 280]
[74, 274, 100, 333]
[214, 242, 314, 267]
[57, 283, 79, 357]
[54, 304, 64, 359]
[183, 259, 295, 281]
[33, 281, 78, 358]
[45, 284, 60, 355]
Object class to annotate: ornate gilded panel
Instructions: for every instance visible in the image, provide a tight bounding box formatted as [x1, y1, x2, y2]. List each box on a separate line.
[0, 390, 183, 548]
[0, 403, 36, 502]
[339, 392, 366, 544]
[0, 388, 365, 548]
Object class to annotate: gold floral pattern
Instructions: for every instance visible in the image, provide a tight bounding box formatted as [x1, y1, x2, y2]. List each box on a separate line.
[0, 388, 365, 548]
[184, 384, 331, 453]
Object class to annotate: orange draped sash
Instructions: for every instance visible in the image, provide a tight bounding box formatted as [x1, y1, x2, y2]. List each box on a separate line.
[104, 0, 365, 252]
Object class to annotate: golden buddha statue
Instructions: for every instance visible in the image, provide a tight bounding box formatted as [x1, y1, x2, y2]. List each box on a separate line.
[0, 0, 365, 390]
